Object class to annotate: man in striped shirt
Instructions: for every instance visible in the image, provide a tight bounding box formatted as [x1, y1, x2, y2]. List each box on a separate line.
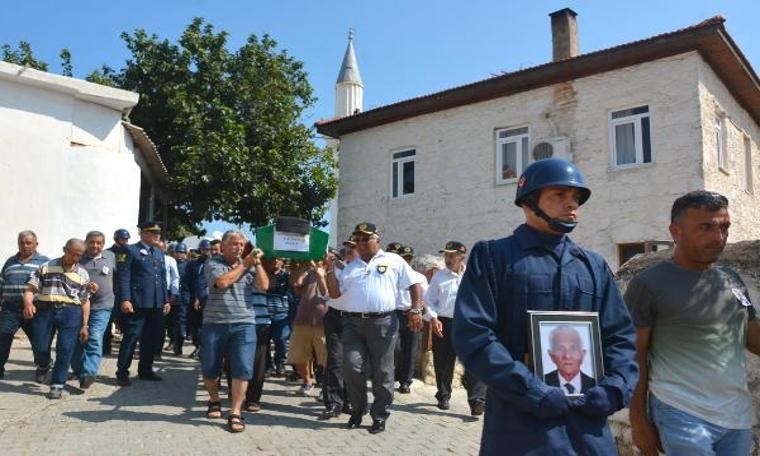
[0, 230, 49, 379]
[23, 238, 91, 399]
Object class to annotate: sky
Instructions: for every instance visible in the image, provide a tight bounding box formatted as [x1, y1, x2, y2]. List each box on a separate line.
[2, 0, 758, 238]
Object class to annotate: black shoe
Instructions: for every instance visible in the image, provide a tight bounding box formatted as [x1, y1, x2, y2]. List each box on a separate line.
[398, 384, 411, 394]
[80, 375, 96, 389]
[154, 353, 163, 360]
[470, 402, 485, 416]
[0, 367, 4, 379]
[67, 372, 78, 381]
[341, 403, 352, 415]
[318, 406, 342, 420]
[138, 371, 163, 381]
[173, 345, 182, 356]
[35, 367, 50, 384]
[275, 365, 286, 377]
[437, 399, 450, 410]
[369, 419, 386, 434]
[116, 376, 131, 387]
[346, 414, 362, 429]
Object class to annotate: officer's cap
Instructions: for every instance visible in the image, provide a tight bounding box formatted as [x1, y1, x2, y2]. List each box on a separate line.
[385, 242, 402, 254]
[342, 235, 357, 248]
[138, 221, 162, 233]
[400, 245, 414, 257]
[439, 241, 467, 254]
[352, 222, 378, 236]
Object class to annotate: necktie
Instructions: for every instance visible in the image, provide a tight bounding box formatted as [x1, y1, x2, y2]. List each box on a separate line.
[564, 383, 575, 394]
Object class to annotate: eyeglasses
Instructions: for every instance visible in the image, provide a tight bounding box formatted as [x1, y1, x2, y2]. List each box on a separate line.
[550, 346, 582, 356]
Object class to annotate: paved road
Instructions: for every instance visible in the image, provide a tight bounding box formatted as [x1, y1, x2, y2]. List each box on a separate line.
[0, 338, 482, 455]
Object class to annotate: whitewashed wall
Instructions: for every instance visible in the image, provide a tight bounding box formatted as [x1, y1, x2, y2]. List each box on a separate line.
[336, 52, 720, 268]
[0, 80, 141, 262]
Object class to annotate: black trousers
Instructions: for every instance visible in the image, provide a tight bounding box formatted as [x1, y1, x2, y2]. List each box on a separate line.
[117, 308, 164, 378]
[186, 303, 203, 348]
[394, 310, 421, 387]
[246, 324, 271, 404]
[432, 317, 487, 404]
[343, 313, 398, 421]
[322, 308, 348, 410]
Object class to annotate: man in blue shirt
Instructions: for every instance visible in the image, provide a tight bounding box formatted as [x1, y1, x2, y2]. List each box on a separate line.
[115, 221, 170, 386]
[0, 230, 49, 379]
[453, 159, 638, 455]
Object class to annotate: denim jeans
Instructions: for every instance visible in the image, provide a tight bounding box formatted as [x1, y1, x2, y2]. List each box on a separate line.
[650, 394, 752, 456]
[32, 306, 83, 386]
[200, 322, 256, 380]
[268, 316, 291, 368]
[0, 302, 39, 369]
[71, 308, 112, 379]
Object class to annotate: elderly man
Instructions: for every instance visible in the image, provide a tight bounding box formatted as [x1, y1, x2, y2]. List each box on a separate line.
[23, 239, 91, 399]
[627, 191, 760, 456]
[544, 325, 595, 395]
[0, 230, 49, 379]
[426, 241, 486, 415]
[70, 231, 116, 389]
[453, 159, 637, 454]
[185, 239, 211, 359]
[201, 231, 267, 433]
[326, 222, 424, 434]
[394, 244, 428, 395]
[116, 221, 171, 386]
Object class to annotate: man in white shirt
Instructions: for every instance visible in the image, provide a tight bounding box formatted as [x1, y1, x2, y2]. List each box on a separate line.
[394, 244, 428, 394]
[325, 223, 424, 434]
[425, 241, 486, 415]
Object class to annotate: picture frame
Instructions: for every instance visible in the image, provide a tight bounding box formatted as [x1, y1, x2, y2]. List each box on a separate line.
[527, 311, 604, 398]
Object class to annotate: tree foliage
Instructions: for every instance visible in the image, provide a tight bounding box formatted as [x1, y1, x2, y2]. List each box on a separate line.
[3, 20, 337, 238]
[1, 41, 49, 71]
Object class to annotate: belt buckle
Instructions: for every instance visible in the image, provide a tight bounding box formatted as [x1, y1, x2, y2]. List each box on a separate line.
[360, 312, 369, 319]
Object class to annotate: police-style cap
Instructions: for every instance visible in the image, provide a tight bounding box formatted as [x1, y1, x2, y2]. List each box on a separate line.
[342, 236, 357, 247]
[400, 245, 414, 257]
[114, 229, 130, 240]
[352, 222, 378, 236]
[174, 242, 188, 253]
[198, 239, 211, 250]
[138, 221, 162, 233]
[385, 242, 402, 254]
[440, 241, 467, 254]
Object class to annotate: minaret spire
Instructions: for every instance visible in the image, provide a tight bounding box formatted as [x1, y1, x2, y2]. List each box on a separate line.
[335, 28, 363, 116]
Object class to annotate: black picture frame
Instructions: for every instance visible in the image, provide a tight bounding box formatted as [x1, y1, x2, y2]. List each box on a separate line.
[528, 311, 603, 397]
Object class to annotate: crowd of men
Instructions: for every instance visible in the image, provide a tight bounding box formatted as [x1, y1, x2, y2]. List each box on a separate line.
[0, 157, 758, 454]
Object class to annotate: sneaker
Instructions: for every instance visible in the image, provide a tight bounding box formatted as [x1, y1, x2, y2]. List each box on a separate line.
[297, 384, 314, 396]
[46, 386, 63, 400]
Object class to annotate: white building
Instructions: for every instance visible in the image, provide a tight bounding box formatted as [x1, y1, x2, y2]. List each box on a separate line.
[317, 9, 760, 268]
[0, 61, 168, 261]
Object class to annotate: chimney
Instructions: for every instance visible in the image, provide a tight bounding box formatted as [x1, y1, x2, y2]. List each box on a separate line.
[550, 8, 579, 61]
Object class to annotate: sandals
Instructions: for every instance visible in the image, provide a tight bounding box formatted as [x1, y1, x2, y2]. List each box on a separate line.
[228, 414, 245, 433]
[206, 401, 222, 419]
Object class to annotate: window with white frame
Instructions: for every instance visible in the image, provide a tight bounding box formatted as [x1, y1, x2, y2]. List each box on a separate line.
[496, 127, 529, 184]
[391, 149, 415, 198]
[610, 105, 652, 167]
[716, 115, 728, 171]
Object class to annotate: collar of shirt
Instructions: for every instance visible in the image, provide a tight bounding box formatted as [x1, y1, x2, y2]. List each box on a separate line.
[444, 265, 466, 277]
[140, 241, 153, 251]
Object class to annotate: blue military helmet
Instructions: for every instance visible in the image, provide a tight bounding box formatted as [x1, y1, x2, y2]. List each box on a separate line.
[114, 229, 130, 240]
[174, 242, 188, 253]
[198, 239, 211, 250]
[514, 158, 591, 233]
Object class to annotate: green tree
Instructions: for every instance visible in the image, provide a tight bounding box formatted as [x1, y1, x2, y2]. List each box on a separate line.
[1, 41, 48, 71]
[97, 18, 336, 237]
[59, 48, 72, 76]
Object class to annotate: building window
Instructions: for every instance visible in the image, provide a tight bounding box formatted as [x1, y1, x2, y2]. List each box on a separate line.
[715, 115, 728, 172]
[391, 149, 415, 198]
[610, 105, 651, 167]
[496, 127, 529, 184]
[745, 135, 754, 193]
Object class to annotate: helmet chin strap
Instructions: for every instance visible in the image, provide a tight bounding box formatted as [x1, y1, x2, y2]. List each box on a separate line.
[527, 201, 577, 234]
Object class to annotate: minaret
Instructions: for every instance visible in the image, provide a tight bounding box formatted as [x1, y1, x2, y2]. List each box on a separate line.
[335, 28, 363, 117]
[328, 29, 363, 246]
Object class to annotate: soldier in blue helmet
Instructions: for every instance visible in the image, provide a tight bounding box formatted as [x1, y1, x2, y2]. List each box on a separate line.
[185, 239, 211, 358]
[170, 242, 191, 356]
[453, 158, 638, 455]
[103, 229, 131, 355]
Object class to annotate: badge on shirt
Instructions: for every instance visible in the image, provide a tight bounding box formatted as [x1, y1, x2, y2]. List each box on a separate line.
[732, 288, 752, 307]
[139, 248, 149, 256]
[101, 265, 110, 275]
[376, 264, 388, 274]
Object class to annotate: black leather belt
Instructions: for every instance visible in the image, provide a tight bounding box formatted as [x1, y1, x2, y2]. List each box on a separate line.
[36, 301, 80, 310]
[339, 310, 394, 319]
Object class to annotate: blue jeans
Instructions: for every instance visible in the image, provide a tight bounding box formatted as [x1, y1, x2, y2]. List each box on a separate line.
[32, 306, 83, 386]
[650, 394, 752, 456]
[71, 308, 112, 378]
[0, 302, 39, 369]
[268, 316, 291, 368]
[200, 322, 256, 380]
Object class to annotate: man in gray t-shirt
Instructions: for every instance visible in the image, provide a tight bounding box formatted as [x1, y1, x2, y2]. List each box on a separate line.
[626, 191, 760, 456]
[71, 231, 116, 389]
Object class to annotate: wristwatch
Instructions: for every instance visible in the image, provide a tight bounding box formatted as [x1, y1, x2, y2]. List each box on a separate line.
[408, 307, 424, 316]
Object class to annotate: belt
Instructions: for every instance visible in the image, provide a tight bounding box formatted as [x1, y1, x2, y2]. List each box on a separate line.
[339, 310, 394, 319]
[36, 301, 80, 310]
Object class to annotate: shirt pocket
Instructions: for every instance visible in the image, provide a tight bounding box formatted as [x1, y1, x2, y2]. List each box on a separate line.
[526, 273, 553, 310]
[573, 276, 595, 310]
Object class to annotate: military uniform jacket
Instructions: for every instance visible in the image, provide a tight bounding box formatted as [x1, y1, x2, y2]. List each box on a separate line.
[453, 224, 638, 455]
[117, 242, 168, 309]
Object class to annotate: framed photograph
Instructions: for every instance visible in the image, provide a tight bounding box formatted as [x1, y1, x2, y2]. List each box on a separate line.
[528, 311, 603, 397]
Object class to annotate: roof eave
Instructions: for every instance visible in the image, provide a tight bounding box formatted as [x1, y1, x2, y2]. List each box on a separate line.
[122, 121, 170, 184]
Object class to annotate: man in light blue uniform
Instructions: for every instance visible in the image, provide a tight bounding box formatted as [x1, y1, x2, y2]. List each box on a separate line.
[453, 159, 638, 455]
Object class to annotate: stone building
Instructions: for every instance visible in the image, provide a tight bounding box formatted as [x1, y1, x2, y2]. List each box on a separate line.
[317, 9, 760, 268]
[0, 61, 168, 260]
